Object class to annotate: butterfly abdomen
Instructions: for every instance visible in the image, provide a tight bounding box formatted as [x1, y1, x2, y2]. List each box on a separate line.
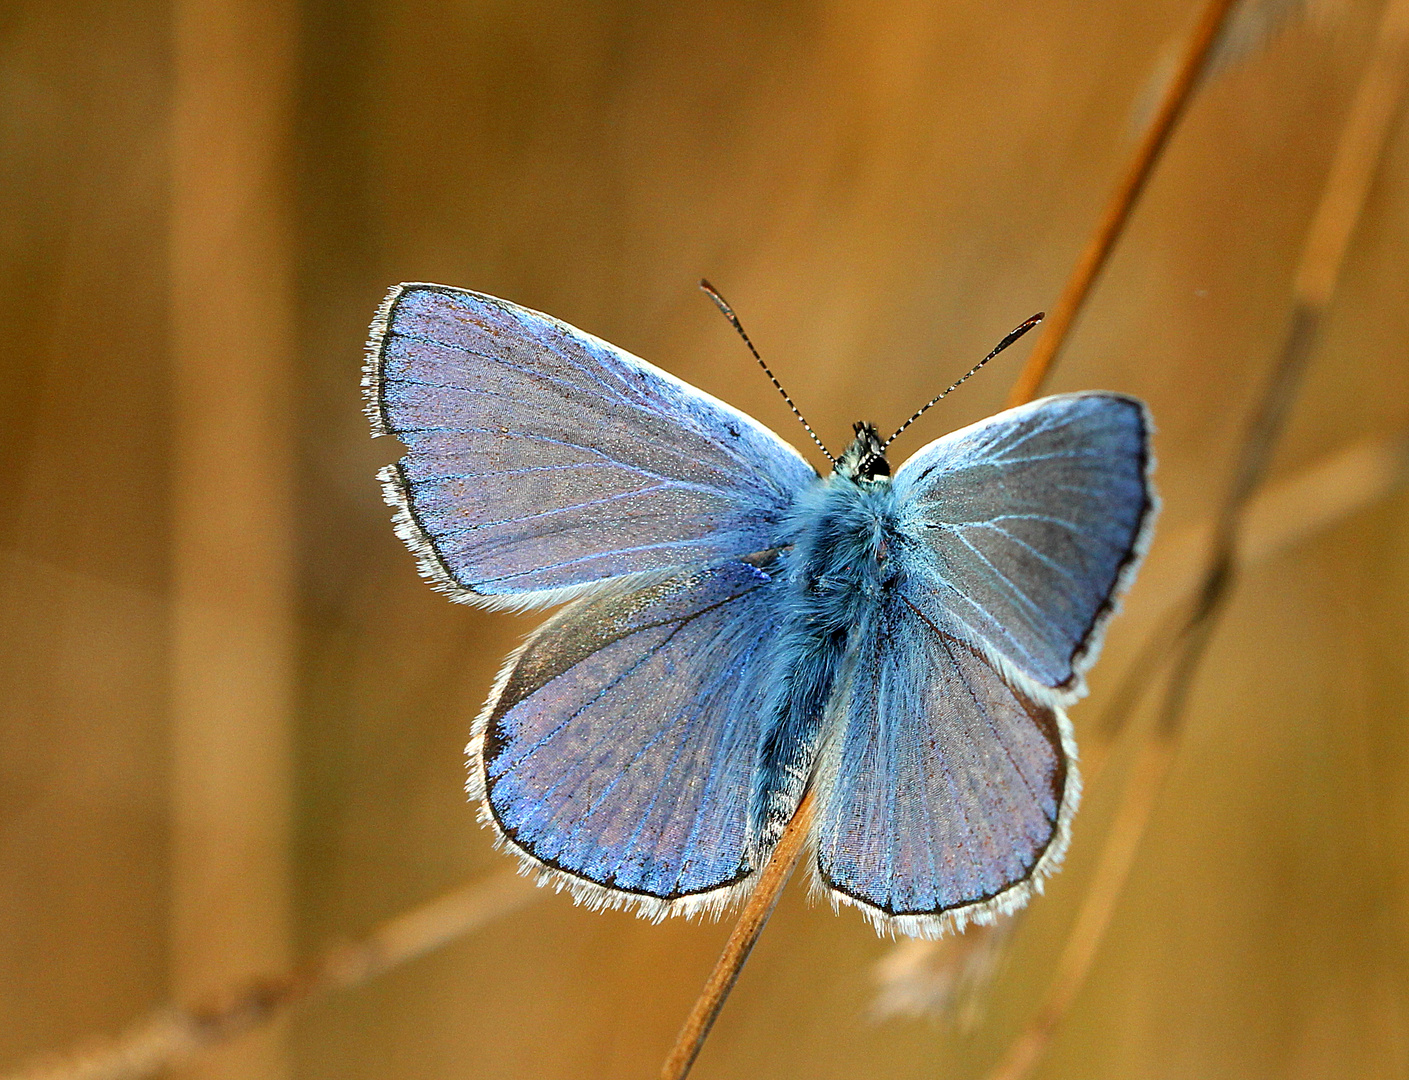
[749, 474, 901, 853]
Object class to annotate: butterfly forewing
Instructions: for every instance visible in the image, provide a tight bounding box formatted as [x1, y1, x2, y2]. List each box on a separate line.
[471, 560, 782, 916]
[365, 284, 816, 606]
[891, 393, 1154, 697]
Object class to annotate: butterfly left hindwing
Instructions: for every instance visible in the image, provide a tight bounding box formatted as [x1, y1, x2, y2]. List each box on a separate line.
[471, 559, 782, 919]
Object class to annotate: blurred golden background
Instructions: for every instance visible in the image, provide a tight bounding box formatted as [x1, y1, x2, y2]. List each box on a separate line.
[2, 1, 1408, 1078]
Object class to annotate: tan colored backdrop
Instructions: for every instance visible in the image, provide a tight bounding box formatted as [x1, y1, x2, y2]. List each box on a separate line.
[2, 1, 1408, 1078]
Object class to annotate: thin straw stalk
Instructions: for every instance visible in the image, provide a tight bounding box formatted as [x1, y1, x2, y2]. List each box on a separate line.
[1, 874, 536, 1080]
[1005, 0, 1242, 407]
[984, 1, 1409, 1075]
[659, 1, 1246, 1075]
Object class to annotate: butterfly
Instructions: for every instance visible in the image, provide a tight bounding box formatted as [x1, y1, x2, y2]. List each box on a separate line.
[363, 282, 1156, 939]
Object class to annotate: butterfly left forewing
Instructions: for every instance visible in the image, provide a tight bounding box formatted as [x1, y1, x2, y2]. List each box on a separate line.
[366, 284, 816, 608]
[813, 593, 1076, 938]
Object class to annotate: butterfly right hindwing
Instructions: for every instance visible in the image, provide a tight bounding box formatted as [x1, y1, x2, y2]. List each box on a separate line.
[813, 591, 1076, 938]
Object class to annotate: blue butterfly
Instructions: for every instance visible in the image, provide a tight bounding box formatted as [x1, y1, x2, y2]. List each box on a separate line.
[364, 282, 1156, 939]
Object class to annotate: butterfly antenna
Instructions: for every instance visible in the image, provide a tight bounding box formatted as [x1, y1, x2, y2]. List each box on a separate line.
[883, 312, 1045, 448]
[699, 279, 835, 464]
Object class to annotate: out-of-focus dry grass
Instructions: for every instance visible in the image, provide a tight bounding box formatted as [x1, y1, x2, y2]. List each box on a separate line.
[2, 2, 1408, 1079]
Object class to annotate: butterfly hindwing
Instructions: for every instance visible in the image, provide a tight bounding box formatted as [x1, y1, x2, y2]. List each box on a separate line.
[813, 593, 1076, 938]
[365, 284, 816, 608]
[892, 392, 1155, 697]
[470, 559, 782, 917]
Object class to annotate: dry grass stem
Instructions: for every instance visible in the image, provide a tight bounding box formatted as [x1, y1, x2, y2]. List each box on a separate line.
[1, 872, 536, 1080]
[659, 789, 819, 1080]
[1129, 0, 1345, 135]
[1004, 0, 1242, 407]
[168, 1, 299, 1075]
[661, 2, 1245, 1073]
[983, 0, 1409, 1073]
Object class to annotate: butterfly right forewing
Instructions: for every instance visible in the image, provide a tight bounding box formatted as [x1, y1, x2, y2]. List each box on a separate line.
[891, 392, 1156, 698]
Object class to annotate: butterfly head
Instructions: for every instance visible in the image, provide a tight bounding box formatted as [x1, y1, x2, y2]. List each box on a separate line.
[836, 422, 891, 482]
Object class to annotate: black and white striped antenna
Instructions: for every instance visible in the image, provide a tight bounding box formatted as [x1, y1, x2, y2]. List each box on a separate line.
[700, 279, 835, 465]
[884, 312, 1044, 448]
